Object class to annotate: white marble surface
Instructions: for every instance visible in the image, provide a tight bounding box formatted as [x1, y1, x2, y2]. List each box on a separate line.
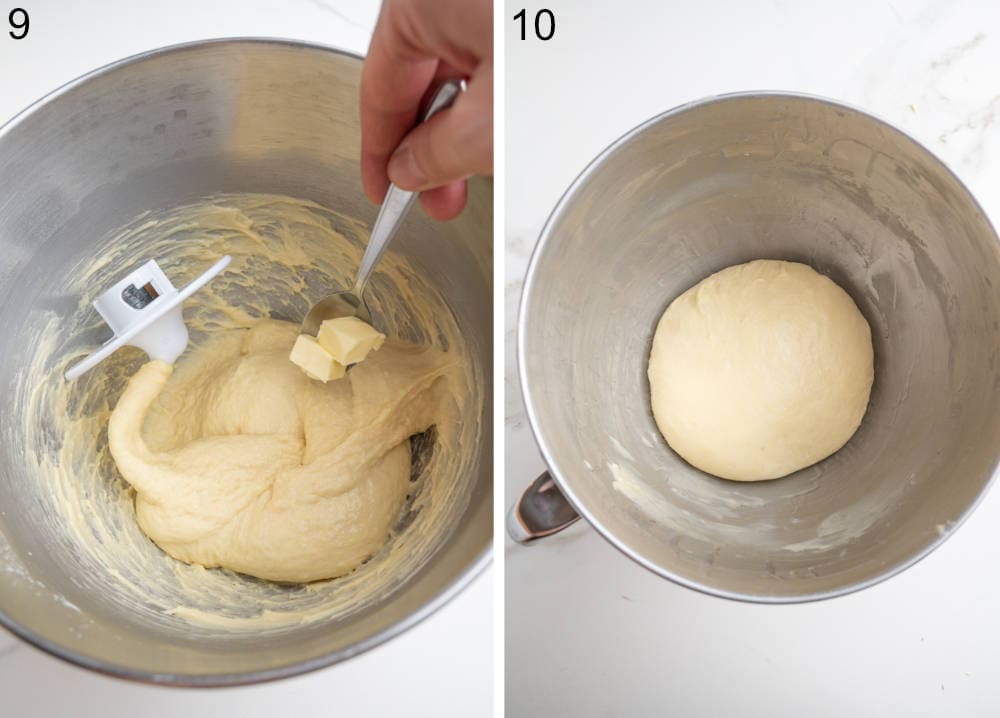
[0, 1, 490, 715]
[505, 1, 1000, 716]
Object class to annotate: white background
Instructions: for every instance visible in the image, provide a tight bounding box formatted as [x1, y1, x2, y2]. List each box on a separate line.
[505, 1, 1000, 717]
[0, 1, 491, 716]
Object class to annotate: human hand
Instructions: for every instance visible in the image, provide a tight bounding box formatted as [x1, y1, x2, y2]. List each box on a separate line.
[360, 0, 493, 221]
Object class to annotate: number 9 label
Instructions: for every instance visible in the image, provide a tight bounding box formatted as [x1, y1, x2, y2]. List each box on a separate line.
[9, 7, 28, 40]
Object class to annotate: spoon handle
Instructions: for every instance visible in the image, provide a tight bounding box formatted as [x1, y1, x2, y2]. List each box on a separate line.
[352, 78, 465, 297]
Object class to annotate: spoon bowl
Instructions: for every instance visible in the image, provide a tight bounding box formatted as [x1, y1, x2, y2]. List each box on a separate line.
[301, 288, 372, 335]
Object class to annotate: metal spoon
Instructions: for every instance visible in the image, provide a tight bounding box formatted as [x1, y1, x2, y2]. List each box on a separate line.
[300, 78, 464, 336]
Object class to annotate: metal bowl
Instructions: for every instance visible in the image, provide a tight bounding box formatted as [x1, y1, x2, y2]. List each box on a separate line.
[0, 39, 492, 684]
[518, 92, 1000, 602]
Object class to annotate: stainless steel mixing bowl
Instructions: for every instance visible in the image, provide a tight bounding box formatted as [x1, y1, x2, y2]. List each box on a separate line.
[0, 39, 492, 683]
[515, 92, 1000, 602]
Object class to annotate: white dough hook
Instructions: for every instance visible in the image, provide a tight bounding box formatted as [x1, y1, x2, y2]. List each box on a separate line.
[64, 255, 231, 381]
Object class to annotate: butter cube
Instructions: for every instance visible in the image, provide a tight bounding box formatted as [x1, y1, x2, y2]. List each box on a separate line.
[289, 334, 346, 382]
[317, 316, 385, 366]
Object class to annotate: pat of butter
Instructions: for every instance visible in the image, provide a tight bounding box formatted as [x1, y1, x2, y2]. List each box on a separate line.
[317, 316, 385, 366]
[289, 335, 346, 382]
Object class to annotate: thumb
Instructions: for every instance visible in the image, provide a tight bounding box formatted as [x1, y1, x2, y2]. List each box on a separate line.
[386, 71, 493, 191]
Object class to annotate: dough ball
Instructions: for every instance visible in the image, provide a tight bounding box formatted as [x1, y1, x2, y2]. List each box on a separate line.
[647, 259, 874, 481]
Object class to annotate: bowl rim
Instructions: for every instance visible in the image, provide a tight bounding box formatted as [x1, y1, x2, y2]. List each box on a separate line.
[517, 89, 1000, 605]
[0, 36, 492, 687]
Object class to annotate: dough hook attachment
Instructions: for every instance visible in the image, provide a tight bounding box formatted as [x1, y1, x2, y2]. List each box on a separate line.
[64, 255, 231, 380]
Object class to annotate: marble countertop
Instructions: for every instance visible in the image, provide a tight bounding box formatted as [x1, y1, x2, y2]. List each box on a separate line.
[505, 0, 1000, 716]
[0, 1, 490, 716]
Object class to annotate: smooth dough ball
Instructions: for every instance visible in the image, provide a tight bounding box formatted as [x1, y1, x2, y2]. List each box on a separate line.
[648, 259, 874, 481]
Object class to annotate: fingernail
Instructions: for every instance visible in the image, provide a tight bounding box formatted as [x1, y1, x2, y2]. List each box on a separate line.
[387, 146, 428, 189]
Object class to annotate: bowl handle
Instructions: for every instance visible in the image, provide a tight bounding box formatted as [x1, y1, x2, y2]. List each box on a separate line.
[506, 471, 581, 544]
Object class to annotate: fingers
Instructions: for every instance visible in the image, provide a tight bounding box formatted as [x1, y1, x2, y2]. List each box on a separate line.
[360, 1, 438, 204]
[386, 63, 493, 192]
[419, 181, 468, 221]
[360, 0, 493, 216]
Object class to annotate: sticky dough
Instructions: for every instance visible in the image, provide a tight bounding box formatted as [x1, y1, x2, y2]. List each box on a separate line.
[648, 259, 874, 481]
[108, 319, 453, 583]
[24, 195, 481, 629]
